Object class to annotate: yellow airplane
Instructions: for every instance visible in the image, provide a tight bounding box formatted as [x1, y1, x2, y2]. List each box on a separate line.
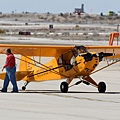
[0, 32, 119, 93]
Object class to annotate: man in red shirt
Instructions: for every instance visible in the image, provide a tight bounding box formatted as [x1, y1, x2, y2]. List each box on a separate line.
[1, 48, 18, 93]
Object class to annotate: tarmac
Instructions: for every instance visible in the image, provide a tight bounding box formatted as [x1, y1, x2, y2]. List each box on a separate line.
[0, 40, 120, 120]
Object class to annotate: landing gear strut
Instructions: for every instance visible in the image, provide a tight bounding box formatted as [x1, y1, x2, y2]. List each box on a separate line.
[60, 82, 68, 93]
[98, 82, 106, 93]
[60, 79, 106, 93]
[22, 81, 29, 90]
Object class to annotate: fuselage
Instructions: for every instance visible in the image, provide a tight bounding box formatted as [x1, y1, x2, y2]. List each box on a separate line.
[24, 52, 100, 82]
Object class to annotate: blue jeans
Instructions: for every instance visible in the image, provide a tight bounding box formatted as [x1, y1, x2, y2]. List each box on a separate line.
[2, 66, 18, 92]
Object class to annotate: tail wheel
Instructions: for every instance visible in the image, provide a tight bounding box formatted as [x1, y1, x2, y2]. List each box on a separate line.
[98, 82, 106, 93]
[60, 82, 68, 93]
[22, 86, 26, 90]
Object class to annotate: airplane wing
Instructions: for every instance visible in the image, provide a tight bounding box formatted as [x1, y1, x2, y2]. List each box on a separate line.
[0, 44, 74, 57]
[0, 44, 120, 58]
[85, 46, 120, 58]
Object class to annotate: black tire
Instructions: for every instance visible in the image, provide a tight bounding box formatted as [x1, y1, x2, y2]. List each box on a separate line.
[22, 86, 26, 90]
[60, 82, 68, 93]
[98, 82, 106, 93]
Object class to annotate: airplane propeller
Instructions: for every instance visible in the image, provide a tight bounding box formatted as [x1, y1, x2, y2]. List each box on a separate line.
[96, 52, 114, 61]
[81, 52, 114, 62]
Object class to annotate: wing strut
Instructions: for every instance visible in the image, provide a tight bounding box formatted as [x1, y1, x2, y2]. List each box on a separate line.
[15, 55, 69, 78]
[91, 59, 120, 75]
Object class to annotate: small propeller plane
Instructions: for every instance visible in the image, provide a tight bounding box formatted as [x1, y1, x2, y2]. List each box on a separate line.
[0, 32, 119, 93]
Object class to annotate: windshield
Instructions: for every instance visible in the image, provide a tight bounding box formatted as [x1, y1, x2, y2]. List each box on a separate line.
[74, 46, 88, 55]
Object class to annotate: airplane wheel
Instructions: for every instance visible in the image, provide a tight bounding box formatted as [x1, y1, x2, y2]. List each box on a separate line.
[22, 86, 26, 90]
[98, 82, 106, 93]
[60, 82, 68, 93]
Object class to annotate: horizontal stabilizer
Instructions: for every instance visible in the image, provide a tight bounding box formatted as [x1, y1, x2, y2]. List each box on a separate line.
[0, 71, 31, 81]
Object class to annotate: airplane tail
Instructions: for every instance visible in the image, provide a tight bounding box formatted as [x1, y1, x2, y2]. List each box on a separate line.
[0, 56, 34, 81]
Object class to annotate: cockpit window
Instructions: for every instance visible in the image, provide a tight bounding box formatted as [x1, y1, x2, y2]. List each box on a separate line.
[57, 50, 74, 71]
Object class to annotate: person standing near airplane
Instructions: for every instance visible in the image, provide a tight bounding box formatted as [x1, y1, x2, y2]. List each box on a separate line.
[1, 48, 18, 93]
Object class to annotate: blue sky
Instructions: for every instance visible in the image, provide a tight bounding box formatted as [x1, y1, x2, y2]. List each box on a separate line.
[0, 0, 120, 14]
